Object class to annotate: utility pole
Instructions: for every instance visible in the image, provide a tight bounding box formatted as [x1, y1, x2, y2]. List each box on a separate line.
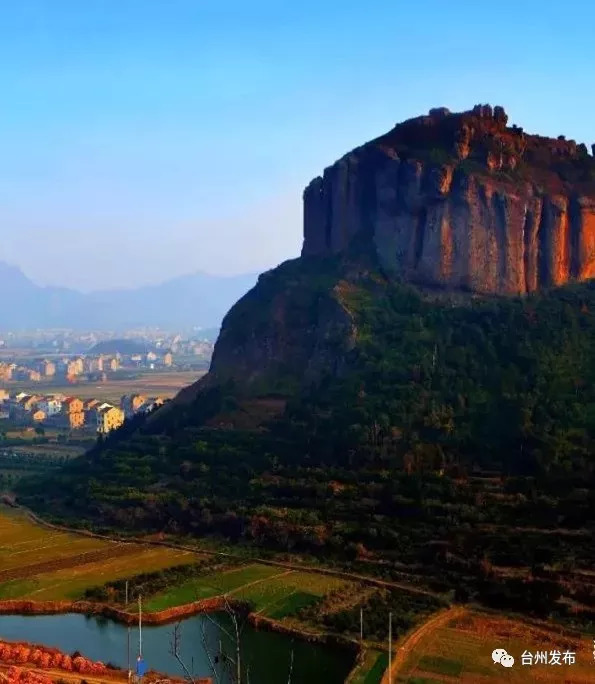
[138, 594, 143, 658]
[388, 611, 392, 683]
[360, 608, 363, 645]
[126, 581, 131, 681]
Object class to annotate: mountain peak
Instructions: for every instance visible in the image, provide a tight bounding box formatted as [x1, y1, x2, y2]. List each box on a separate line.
[302, 104, 595, 295]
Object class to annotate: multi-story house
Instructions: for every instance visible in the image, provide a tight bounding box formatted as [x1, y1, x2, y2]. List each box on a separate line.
[83, 398, 100, 425]
[63, 397, 84, 414]
[66, 360, 82, 377]
[62, 397, 85, 429]
[96, 405, 125, 434]
[120, 394, 146, 418]
[39, 360, 56, 377]
[37, 396, 62, 417]
[163, 352, 173, 367]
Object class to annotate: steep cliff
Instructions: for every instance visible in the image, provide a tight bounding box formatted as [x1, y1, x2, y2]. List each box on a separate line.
[174, 104, 595, 398]
[303, 104, 595, 295]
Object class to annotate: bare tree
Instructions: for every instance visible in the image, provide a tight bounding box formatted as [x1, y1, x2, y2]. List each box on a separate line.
[170, 622, 198, 684]
[169, 595, 294, 684]
[169, 596, 248, 684]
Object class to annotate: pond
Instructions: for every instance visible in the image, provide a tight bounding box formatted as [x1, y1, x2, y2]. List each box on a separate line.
[0, 612, 355, 683]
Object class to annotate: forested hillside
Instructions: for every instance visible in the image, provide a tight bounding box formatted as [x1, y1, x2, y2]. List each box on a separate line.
[16, 261, 595, 626]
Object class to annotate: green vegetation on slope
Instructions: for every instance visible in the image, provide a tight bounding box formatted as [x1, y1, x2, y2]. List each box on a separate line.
[15, 260, 595, 627]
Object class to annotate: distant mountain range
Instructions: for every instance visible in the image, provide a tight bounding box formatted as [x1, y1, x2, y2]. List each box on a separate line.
[0, 261, 258, 330]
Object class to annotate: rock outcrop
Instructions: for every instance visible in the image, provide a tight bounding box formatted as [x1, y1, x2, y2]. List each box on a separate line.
[303, 105, 595, 295]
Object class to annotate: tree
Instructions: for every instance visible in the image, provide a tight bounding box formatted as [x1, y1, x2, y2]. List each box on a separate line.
[170, 597, 295, 684]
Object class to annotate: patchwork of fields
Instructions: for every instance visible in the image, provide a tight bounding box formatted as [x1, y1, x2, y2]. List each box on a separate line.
[16, 508, 579, 683]
[144, 563, 352, 619]
[5, 508, 590, 683]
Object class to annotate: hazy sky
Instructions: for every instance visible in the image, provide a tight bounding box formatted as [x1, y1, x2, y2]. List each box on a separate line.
[1, 1, 594, 291]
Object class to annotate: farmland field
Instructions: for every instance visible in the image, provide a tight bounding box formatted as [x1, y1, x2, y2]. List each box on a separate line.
[143, 564, 354, 617]
[395, 609, 594, 682]
[234, 569, 352, 618]
[0, 507, 363, 629]
[0, 507, 201, 601]
[7, 370, 205, 405]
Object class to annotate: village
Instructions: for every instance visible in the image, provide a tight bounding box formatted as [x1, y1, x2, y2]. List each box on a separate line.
[0, 389, 165, 434]
[0, 349, 175, 385]
[0, 350, 181, 434]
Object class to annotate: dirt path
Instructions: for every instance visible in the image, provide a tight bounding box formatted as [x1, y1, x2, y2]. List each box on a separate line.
[380, 605, 467, 683]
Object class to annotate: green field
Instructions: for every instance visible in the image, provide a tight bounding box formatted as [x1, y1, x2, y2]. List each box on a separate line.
[143, 563, 282, 611]
[0, 508, 361, 625]
[143, 564, 352, 617]
[0, 507, 201, 600]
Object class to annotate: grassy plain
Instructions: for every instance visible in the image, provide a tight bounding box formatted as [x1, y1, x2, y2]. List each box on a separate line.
[396, 610, 593, 683]
[0, 507, 200, 601]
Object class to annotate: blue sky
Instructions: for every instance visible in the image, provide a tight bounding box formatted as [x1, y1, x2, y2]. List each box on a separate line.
[1, 1, 594, 290]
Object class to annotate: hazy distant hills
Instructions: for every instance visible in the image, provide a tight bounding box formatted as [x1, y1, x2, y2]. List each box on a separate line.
[0, 262, 257, 330]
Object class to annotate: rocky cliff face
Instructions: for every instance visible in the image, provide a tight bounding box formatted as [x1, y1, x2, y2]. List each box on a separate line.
[303, 105, 595, 295]
[177, 105, 595, 399]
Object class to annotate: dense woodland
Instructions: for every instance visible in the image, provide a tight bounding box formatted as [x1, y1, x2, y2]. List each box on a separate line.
[16, 263, 595, 628]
